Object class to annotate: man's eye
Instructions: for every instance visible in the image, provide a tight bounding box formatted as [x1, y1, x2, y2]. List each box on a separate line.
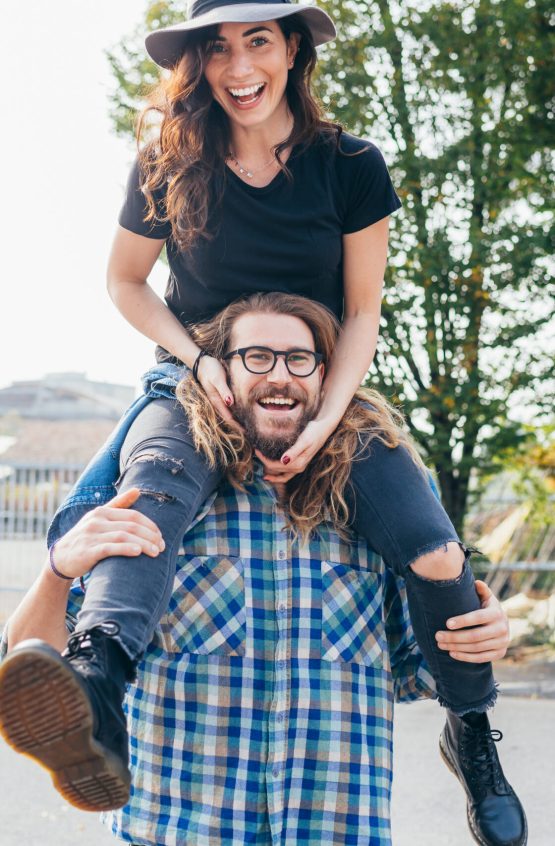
[248, 351, 272, 362]
[288, 353, 311, 364]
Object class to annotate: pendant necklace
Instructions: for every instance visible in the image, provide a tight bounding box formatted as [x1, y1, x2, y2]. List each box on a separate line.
[227, 151, 277, 179]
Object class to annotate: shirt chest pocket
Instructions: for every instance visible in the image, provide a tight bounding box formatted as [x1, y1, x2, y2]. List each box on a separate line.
[321, 561, 387, 669]
[159, 555, 246, 656]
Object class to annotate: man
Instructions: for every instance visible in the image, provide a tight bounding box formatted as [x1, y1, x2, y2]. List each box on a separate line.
[0, 293, 524, 845]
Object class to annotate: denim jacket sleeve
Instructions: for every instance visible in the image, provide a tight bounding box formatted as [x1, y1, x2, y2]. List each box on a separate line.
[46, 364, 186, 549]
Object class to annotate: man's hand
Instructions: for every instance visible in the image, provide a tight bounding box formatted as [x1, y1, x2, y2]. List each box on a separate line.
[52, 488, 166, 579]
[435, 580, 510, 663]
[256, 418, 335, 483]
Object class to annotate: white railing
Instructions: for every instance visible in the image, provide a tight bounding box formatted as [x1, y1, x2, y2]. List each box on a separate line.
[0, 462, 83, 623]
[0, 462, 82, 540]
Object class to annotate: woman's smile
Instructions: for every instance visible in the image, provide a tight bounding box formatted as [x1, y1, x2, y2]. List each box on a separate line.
[226, 81, 267, 109]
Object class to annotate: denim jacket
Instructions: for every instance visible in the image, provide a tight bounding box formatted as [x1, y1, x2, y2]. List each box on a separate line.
[46, 364, 186, 548]
[47, 363, 440, 547]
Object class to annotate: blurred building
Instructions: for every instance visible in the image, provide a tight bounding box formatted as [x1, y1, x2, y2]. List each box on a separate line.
[0, 372, 134, 421]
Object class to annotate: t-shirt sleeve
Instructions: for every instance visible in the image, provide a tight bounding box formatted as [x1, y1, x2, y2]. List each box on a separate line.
[118, 156, 172, 240]
[339, 139, 402, 234]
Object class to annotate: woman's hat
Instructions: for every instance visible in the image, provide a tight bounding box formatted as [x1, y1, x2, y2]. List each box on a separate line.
[145, 0, 337, 68]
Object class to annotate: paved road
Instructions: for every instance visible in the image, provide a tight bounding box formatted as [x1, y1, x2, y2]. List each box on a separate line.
[1, 696, 553, 845]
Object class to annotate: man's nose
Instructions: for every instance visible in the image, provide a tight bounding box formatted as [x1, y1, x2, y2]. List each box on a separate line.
[267, 355, 292, 384]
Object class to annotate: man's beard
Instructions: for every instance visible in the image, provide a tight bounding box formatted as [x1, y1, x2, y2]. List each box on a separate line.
[231, 383, 320, 461]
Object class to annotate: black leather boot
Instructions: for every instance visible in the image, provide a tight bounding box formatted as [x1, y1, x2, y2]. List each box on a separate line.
[440, 711, 527, 845]
[0, 622, 135, 812]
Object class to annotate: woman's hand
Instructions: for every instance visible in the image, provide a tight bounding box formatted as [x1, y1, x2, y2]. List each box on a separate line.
[196, 355, 237, 425]
[255, 418, 335, 483]
[51, 488, 166, 580]
[435, 580, 510, 663]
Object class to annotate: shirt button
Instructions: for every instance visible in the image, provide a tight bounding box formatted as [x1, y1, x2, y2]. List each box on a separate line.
[278, 550, 286, 559]
[277, 713, 284, 723]
[272, 767, 280, 778]
[278, 603, 286, 613]
[94, 492, 101, 499]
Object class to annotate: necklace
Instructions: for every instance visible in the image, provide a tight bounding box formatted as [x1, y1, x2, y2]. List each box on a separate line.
[227, 151, 277, 179]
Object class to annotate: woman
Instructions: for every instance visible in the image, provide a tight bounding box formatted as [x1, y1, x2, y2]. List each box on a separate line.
[0, 3, 526, 844]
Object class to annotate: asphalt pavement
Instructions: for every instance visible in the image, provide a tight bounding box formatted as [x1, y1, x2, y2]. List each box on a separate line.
[1, 694, 553, 846]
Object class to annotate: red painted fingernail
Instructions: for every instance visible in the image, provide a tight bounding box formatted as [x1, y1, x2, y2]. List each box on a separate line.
[282, 456, 290, 465]
[225, 397, 233, 407]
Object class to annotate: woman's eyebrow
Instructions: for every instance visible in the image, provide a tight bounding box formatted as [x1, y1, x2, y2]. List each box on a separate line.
[213, 26, 273, 42]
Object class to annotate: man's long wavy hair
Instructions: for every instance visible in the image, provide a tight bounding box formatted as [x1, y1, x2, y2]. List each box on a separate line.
[137, 15, 343, 251]
[176, 293, 427, 541]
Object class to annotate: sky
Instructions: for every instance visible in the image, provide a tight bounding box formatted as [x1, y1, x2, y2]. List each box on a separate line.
[1, 0, 167, 393]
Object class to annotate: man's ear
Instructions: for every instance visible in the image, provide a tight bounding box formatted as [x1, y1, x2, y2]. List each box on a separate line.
[318, 362, 325, 382]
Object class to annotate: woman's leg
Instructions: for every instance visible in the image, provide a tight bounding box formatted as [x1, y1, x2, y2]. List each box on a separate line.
[346, 437, 495, 714]
[74, 397, 222, 660]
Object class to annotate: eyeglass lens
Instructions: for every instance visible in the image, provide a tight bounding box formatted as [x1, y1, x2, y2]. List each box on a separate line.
[244, 347, 317, 375]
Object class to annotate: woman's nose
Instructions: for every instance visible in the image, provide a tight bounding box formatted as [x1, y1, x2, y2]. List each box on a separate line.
[227, 47, 254, 79]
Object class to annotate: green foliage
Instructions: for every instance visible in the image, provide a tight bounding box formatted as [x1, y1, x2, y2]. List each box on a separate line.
[106, 0, 554, 531]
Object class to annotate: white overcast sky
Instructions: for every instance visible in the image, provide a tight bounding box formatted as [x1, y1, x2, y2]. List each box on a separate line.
[1, 0, 167, 393]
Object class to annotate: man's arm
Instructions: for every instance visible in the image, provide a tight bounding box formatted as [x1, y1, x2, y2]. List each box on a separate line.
[4, 489, 164, 654]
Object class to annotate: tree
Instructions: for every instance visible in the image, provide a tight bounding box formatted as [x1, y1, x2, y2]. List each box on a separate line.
[107, 0, 554, 532]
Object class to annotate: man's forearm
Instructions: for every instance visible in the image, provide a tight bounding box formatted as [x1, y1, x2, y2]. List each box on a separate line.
[6, 560, 71, 653]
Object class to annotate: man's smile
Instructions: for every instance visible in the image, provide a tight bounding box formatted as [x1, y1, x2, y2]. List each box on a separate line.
[257, 394, 299, 412]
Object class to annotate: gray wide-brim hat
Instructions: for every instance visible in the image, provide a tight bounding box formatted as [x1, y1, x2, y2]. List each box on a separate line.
[145, 0, 336, 68]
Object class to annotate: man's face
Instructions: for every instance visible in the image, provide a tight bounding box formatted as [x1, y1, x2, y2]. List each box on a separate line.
[226, 312, 324, 460]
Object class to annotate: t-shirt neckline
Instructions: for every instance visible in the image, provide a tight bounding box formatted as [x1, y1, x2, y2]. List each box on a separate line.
[224, 143, 301, 195]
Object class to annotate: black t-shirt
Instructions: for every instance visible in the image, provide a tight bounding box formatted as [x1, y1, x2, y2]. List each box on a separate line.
[118, 131, 402, 364]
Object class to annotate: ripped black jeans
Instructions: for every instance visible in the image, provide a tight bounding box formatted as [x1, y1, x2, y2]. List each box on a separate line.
[75, 397, 496, 715]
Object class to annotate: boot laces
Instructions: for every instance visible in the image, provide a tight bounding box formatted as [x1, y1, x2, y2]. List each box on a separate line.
[461, 725, 505, 794]
[65, 622, 121, 664]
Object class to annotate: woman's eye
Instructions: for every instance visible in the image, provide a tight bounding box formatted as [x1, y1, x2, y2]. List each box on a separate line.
[206, 42, 225, 54]
[251, 37, 269, 47]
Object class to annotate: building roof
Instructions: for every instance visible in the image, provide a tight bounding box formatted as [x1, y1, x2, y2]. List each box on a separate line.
[0, 419, 115, 465]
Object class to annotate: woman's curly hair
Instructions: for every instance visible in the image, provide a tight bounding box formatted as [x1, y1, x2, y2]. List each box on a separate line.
[176, 292, 427, 541]
[136, 15, 343, 251]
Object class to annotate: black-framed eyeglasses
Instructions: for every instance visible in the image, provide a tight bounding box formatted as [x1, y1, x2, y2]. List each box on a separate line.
[223, 346, 324, 377]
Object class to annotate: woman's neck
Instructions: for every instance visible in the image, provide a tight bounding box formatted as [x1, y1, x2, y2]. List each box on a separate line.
[229, 108, 294, 165]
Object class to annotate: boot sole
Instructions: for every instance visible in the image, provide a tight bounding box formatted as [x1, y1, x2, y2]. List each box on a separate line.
[439, 736, 528, 846]
[0, 643, 130, 812]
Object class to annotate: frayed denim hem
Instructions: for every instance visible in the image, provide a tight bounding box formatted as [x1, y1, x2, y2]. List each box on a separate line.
[403, 538, 464, 574]
[438, 682, 499, 715]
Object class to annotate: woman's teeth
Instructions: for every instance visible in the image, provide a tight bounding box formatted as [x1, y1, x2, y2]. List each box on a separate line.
[228, 83, 265, 104]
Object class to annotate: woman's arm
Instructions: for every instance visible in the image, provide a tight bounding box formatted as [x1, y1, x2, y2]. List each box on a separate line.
[107, 226, 234, 421]
[258, 216, 389, 481]
[5, 490, 164, 654]
[316, 215, 389, 429]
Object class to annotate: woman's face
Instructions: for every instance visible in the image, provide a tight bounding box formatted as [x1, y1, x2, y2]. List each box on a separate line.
[202, 20, 299, 132]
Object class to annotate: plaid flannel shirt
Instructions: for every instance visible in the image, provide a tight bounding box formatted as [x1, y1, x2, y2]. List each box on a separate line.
[5, 470, 436, 845]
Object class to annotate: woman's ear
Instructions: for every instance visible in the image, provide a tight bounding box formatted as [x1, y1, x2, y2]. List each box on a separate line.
[287, 32, 301, 68]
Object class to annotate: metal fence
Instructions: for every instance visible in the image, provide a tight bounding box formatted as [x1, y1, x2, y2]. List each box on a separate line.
[0, 462, 83, 623]
[0, 462, 82, 540]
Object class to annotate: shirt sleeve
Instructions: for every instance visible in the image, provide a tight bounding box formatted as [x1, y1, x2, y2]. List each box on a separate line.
[118, 156, 172, 240]
[384, 571, 437, 703]
[339, 139, 402, 234]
